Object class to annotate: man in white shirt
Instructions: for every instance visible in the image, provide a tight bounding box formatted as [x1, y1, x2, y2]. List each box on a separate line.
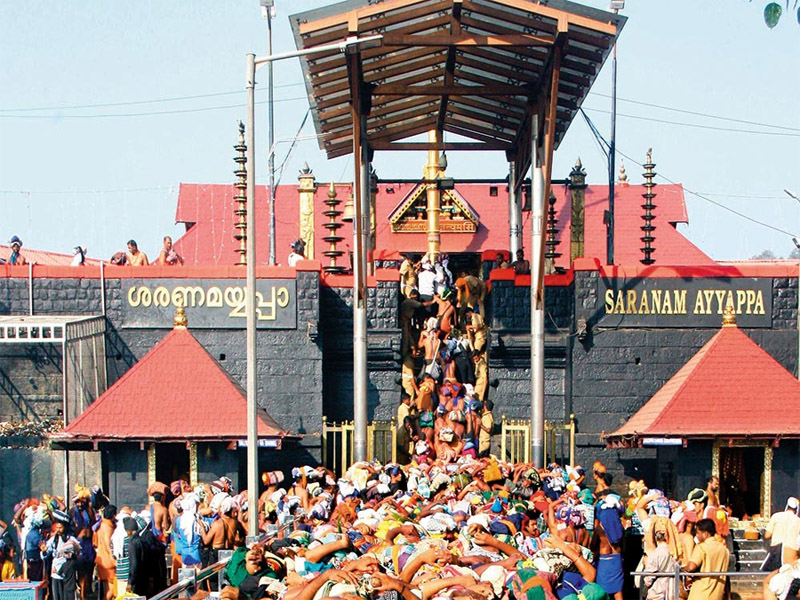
[417, 262, 437, 301]
[763, 497, 800, 570]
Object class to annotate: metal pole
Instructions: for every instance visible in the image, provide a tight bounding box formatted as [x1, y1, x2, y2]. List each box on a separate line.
[509, 160, 520, 256]
[63, 338, 69, 500]
[245, 53, 259, 536]
[530, 115, 545, 468]
[267, 7, 276, 266]
[606, 12, 618, 266]
[28, 262, 33, 315]
[353, 110, 369, 463]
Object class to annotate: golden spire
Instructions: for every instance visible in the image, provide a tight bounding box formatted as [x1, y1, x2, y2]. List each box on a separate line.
[174, 304, 188, 329]
[233, 121, 248, 266]
[722, 302, 737, 327]
[618, 161, 628, 185]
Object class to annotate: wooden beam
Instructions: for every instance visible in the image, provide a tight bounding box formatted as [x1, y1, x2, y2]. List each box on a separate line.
[298, 0, 424, 34]
[381, 32, 554, 47]
[373, 83, 530, 96]
[449, 106, 520, 142]
[321, 96, 435, 127]
[323, 103, 439, 141]
[304, 15, 451, 72]
[543, 40, 563, 206]
[437, 0, 462, 132]
[368, 140, 510, 151]
[489, 0, 619, 36]
[320, 53, 446, 96]
[451, 96, 526, 119]
[443, 122, 517, 147]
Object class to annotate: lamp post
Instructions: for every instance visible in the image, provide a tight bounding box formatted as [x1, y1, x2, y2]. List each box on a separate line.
[260, 0, 277, 266]
[244, 33, 383, 536]
[606, 0, 624, 266]
[787, 189, 800, 381]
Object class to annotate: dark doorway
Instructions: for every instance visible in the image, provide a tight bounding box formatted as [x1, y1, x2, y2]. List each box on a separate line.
[720, 446, 763, 518]
[447, 253, 482, 277]
[156, 443, 190, 486]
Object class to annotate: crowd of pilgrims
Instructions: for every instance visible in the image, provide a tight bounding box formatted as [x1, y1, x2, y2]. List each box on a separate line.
[16, 462, 800, 600]
[1, 253, 794, 600]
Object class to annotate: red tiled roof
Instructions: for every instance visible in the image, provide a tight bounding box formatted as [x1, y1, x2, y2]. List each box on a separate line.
[173, 180, 714, 268]
[607, 323, 800, 442]
[0, 244, 101, 267]
[52, 327, 286, 442]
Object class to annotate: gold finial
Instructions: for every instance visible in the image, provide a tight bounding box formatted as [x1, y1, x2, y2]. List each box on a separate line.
[174, 304, 188, 329]
[618, 161, 628, 185]
[328, 181, 337, 199]
[646, 148, 653, 164]
[722, 302, 737, 327]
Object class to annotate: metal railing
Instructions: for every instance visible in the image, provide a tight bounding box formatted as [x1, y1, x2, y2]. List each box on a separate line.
[500, 414, 575, 465]
[321, 417, 397, 476]
[632, 567, 767, 600]
[148, 522, 295, 599]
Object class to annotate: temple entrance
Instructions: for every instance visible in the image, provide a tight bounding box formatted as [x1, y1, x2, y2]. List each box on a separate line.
[446, 253, 482, 278]
[156, 443, 190, 486]
[714, 442, 772, 518]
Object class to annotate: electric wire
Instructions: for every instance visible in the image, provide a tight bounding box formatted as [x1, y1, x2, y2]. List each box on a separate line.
[588, 91, 800, 133]
[0, 83, 306, 112]
[579, 108, 798, 238]
[0, 97, 308, 119]
[583, 106, 800, 138]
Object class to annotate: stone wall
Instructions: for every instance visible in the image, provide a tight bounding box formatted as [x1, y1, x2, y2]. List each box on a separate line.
[320, 279, 402, 423]
[570, 269, 799, 486]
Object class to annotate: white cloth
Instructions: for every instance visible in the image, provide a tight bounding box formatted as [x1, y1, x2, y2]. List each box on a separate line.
[418, 269, 436, 297]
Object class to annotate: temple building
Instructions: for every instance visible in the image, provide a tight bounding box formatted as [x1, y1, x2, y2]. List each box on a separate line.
[1, 0, 798, 517]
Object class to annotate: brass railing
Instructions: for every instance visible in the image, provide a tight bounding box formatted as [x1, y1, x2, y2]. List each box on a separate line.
[321, 417, 397, 476]
[500, 414, 576, 465]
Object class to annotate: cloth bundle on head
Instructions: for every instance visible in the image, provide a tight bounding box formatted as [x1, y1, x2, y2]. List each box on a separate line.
[72, 483, 91, 503]
[595, 496, 624, 546]
[148, 481, 168, 497]
[52, 509, 71, 524]
[210, 479, 229, 494]
[420, 512, 457, 534]
[686, 488, 707, 507]
[480, 565, 508, 598]
[643, 516, 683, 562]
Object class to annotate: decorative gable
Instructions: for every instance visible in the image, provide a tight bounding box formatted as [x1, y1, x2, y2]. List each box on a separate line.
[388, 183, 479, 233]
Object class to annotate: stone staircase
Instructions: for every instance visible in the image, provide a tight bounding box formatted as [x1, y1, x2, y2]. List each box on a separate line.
[730, 525, 768, 599]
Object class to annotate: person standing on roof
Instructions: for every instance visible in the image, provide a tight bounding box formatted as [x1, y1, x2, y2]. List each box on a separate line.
[156, 236, 183, 266]
[8, 236, 26, 265]
[288, 239, 306, 267]
[125, 240, 149, 267]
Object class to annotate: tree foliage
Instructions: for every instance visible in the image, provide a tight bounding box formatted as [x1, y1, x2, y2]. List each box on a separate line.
[758, 1, 800, 28]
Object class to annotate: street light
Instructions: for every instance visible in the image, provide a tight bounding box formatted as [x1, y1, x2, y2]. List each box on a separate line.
[259, 0, 277, 266]
[244, 33, 384, 537]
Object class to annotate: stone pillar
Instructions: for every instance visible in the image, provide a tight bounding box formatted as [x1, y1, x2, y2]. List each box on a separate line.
[568, 158, 587, 264]
[298, 163, 317, 260]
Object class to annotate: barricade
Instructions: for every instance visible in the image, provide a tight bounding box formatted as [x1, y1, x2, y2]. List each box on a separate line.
[321, 417, 397, 476]
[631, 567, 767, 600]
[0, 582, 46, 600]
[149, 521, 293, 600]
[500, 414, 575, 465]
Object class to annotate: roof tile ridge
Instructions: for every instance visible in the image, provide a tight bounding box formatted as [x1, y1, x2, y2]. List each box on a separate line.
[63, 328, 181, 430]
[648, 328, 723, 431]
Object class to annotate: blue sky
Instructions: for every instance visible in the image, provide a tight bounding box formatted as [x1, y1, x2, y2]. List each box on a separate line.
[1, 0, 798, 262]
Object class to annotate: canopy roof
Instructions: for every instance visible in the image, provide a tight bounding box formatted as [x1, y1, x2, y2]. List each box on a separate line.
[606, 315, 800, 447]
[290, 0, 625, 161]
[51, 325, 288, 445]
